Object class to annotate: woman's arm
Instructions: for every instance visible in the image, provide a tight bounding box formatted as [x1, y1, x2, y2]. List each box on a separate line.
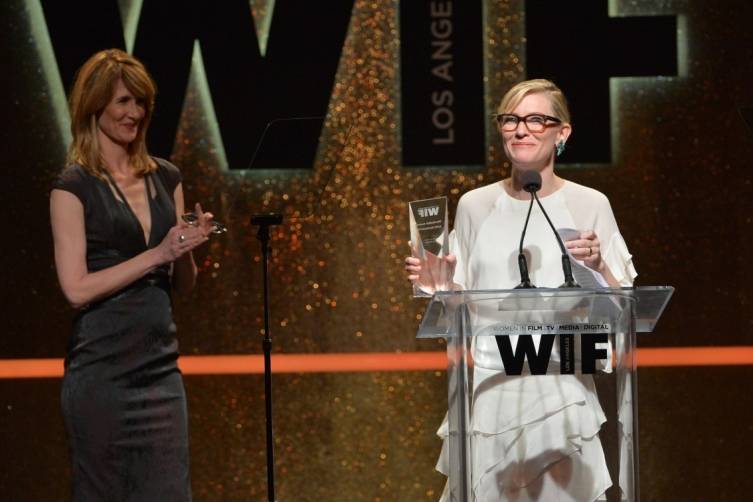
[51, 189, 164, 308]
[51, 187, 208, 308]
[565, 190, 636, 288]
[170, 183, 198, 294]
[596, 259, 621, 287]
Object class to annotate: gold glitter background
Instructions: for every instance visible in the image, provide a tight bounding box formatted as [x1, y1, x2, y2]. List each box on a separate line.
[3, 0, 753, 500]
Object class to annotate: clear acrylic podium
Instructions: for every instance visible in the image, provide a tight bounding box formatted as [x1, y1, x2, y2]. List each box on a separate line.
[417, 286, 673, 502]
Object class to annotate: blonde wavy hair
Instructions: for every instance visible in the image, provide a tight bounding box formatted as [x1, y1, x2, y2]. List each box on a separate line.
[497, 79, 571, 124]
[67, 49, 157, 178]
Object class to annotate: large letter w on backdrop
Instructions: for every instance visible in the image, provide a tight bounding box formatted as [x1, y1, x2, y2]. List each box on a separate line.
[40, 0, 354, 170]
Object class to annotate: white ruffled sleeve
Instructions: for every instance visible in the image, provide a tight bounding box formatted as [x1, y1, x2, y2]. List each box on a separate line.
[592, 193, 637, 287]
[603, 231, 637, 287]
[563, 182, 638, 287]
[449, 192, 477, 291]
[448, 229, 466, 290]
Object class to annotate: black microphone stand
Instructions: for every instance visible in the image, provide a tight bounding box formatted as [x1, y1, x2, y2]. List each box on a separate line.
[515, 193, 536, 289]
[251, 212, 284, 502]
[243, 118, 352, 502]
[531, 192, 580, 288]
[515, 173, 542, 289]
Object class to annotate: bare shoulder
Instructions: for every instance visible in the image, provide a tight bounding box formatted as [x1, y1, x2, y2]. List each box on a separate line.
[50, 189, 84, 223]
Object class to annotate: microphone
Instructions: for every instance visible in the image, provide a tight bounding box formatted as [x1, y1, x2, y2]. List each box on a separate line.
[524, 172, 579, 288]
[514, 170, 541, 289]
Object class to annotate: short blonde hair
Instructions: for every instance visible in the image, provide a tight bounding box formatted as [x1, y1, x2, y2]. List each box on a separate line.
[497, 79, 571, 124]
[67, 49, 157, 178]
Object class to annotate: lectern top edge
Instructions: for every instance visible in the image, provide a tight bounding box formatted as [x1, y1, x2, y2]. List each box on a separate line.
[417, 286, 674, 338]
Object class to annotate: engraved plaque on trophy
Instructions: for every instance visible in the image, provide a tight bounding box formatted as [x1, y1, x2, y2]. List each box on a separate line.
[408, 197, 449, 297]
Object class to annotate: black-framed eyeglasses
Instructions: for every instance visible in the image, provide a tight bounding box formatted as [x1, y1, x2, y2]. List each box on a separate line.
[494, 113, 562, 133]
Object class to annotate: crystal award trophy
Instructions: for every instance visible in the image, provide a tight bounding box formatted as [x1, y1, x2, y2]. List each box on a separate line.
[408, 197, 450, 297]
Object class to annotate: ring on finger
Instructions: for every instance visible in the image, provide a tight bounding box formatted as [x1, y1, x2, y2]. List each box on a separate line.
[588, 247, 593, 256]
[178, 234, 186, 243]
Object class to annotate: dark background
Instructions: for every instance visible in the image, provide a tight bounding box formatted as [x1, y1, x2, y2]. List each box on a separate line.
[2, 0, 753, 500]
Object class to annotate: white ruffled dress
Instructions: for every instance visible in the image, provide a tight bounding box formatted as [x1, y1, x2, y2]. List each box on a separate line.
[436, 180, 637, 501]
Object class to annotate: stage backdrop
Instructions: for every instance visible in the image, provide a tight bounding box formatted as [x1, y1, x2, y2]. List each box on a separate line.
[2, 0, 753, 500]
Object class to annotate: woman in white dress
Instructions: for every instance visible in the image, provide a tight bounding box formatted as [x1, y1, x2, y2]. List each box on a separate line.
[406, 79, 637, 501]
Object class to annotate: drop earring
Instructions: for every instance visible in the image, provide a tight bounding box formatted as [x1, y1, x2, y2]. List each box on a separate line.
[555, 141, 566, 157]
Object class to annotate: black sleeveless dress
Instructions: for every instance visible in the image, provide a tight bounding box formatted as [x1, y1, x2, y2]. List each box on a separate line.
[53, 158, 191, 501]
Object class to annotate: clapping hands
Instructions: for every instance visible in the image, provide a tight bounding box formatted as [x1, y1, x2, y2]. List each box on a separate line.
[157, 203, 214, 263]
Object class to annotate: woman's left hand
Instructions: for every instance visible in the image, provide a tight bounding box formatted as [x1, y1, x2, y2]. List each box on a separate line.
[565, 229, 604, 272]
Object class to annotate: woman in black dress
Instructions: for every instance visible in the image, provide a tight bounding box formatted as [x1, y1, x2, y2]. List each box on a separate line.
[50, 49, 213, 501]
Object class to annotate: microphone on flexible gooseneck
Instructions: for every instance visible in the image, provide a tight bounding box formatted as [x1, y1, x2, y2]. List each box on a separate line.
[528, 179, 580, 288]
[514, 170, 542, 289]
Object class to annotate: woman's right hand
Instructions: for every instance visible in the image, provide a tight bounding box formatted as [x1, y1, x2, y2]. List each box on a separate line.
[405, 243, 457, 294]
[155, 220, 209, 264]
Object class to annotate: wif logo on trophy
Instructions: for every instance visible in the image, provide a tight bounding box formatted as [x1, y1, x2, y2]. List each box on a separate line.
[417, 206, 440, 218]
[408, 197, 454, 297]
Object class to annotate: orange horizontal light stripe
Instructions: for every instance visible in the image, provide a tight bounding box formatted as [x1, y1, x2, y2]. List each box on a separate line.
[1, 347, 753, 379]
[0, 358, 65, 379]
[178, 352, 447, 375]
[0, 353, 447, 379]
[636, 346, 753, 367]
